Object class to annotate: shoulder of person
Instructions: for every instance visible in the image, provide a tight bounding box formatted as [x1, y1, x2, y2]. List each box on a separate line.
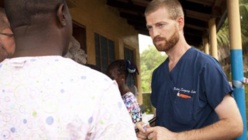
[190, 48, 221, 67]
[152, 59, 168, 75]
[58, 57, 113, 86]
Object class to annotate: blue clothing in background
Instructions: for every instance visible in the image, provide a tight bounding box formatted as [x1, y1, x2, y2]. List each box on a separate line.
[151, 48, 232, 132]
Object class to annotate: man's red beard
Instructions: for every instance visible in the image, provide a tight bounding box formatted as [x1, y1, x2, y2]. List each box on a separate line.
[153, 28, 179, 52]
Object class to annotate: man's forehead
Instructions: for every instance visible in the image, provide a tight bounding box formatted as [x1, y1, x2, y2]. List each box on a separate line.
[146, 7, 170, 19]
[146, 8, 171, 25]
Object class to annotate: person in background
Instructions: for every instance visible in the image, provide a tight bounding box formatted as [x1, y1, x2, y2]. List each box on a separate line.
[0, 7, 15, 62]
[64, 36, 87, 65]
[1, 0, 136, 139]
[107, 59, 142, 124]
[129, 84, 139, 99]
[136, 0, 243, 139]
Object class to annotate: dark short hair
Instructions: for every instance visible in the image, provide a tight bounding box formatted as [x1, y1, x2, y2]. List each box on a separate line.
[4, 0, 66, 28]
[107, 59, 139, 79]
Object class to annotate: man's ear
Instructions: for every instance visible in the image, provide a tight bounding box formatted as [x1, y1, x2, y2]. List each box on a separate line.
[56, 3, 67, 27]
[177, 16, 184, 31]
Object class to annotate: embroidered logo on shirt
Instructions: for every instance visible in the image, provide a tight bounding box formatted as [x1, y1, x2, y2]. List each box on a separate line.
[177, 92, 191, 99]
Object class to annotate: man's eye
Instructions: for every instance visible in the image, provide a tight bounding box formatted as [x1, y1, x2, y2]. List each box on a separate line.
[157, 24, 164, 28]
[147, 26, 152, 31]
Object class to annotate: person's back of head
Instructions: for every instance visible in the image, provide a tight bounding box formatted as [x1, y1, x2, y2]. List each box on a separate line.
[4, 0, 72, 57]
[145, 0, 184, 20]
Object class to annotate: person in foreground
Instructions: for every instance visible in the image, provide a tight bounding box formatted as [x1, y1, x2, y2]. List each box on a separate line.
[107, 59, 142, 124]
[0, 8, 15, 62]
[1, 0, 136, 139]
[136, 0, 243, 139]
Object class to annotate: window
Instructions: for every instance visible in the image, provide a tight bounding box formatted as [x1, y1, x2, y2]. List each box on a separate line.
[73, 22, 86, 52]
[95, 33, 115, 73]
[124, 47, 135, 63]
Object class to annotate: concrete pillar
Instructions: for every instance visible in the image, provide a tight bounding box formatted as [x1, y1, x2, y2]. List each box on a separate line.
[136, 50, 143, 105]
[203, 37, 210, 55]
[208, 18, 218, 60]
[227, 0, 246, 139]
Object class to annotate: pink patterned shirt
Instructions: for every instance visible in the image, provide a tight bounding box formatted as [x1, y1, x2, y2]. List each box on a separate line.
[122, 92, 142, 124]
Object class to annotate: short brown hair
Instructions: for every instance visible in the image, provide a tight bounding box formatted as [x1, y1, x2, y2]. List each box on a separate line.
[145, 0, 184, 20]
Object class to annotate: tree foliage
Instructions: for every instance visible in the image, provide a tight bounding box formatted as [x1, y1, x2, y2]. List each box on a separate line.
[140, 45, 167, 93]
[217, 0, 248, 47]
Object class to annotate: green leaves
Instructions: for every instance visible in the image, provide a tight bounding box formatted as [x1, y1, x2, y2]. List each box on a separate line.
[140, 45, 167, 93]
[217, 1, 248, 47]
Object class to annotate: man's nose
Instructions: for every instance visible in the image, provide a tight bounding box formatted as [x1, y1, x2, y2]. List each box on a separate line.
[149, 27, 160, 38]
